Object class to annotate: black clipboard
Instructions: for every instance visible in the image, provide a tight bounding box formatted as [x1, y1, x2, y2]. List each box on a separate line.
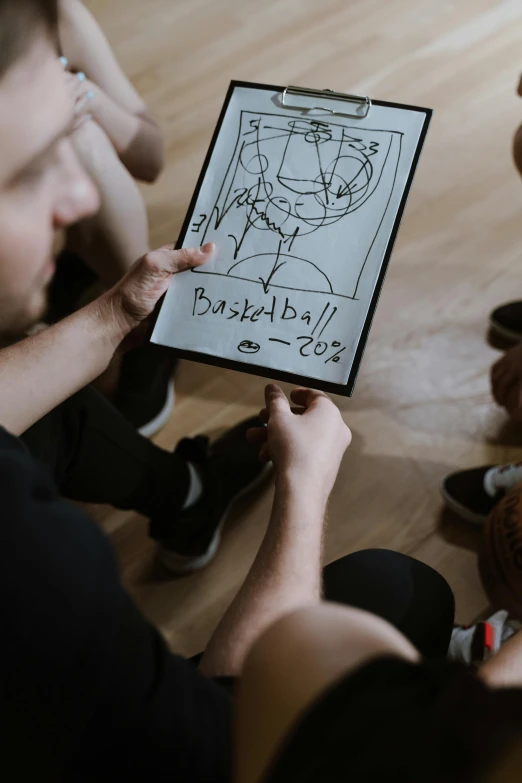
[152, 80, 432, 396]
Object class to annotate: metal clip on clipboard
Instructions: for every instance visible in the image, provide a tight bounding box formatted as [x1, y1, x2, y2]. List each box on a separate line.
[281, 85, 371, 119]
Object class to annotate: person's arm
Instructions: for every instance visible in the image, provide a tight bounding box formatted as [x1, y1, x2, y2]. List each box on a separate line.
[0, 243, 213, 436]
[58, 0, 163, 182]
[0, 430, 232, 781]
[199, 385, 352, 678]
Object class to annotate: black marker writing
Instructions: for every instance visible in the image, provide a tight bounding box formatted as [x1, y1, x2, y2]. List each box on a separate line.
[191, 213, 207, 232]
[191, 287, 346, 365]
[238, 340, 260, 354]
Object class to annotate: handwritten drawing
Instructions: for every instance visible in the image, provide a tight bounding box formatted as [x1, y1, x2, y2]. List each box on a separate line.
[192, 111, 403, 300]
[191, 287, 349, 368]
[152, 88, 429, 389]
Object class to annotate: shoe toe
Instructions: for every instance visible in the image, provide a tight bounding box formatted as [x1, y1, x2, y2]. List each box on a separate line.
[442, 466, 499, 522]
[491, 301, 522, 335]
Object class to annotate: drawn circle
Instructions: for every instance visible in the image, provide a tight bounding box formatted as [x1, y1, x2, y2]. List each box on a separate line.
[265, 196, 291, 228]
[294, 193, 328, 225]
[287, 120, 332, 142]
[244, 180, 273, 203]
[243, 152, 269, 175]
[288, 119, 320, 133]
[304, 129, 331, 144]
[324, 155, 372, 208]
[313, 172, 353, 214]
[243, 182, 292, 235]
[314, 341, 328, 356]
[262, 181, 274, 197]
[238, 340, 261, 355]
[243, 182, 270, 232]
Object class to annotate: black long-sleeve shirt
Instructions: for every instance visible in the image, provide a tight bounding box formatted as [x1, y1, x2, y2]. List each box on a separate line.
[0, 427, 231, 781]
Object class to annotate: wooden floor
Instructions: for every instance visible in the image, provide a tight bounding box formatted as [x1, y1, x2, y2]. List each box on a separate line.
[88, 0, 522, 656]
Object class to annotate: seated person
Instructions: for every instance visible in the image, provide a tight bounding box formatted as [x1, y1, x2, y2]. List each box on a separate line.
[441, 338, 522, 524]
[59, 0, 164, 284]
[235, 580, 522, 783]
[54, 0, 171, 435]
[442, 79, 522, 524]
[5, 4, 522, 782]
[1, 6, 352, 778]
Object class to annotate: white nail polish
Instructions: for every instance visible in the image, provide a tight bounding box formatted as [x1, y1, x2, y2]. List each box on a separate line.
[77, 72, 86, 82]
[59, 56, 68, 68]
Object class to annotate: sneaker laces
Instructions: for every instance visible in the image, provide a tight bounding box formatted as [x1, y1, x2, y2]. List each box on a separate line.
[483, 463, 522, 498]
[449, 610, 522, 665]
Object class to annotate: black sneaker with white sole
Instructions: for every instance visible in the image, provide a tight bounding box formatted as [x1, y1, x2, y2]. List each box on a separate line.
[490, 301, 522, 344]
[114, 343, 176, 437]
[155, 416, 271, 574]
[440, 463, 522, 525]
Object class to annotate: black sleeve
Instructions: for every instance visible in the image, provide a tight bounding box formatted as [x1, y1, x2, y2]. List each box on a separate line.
[0, 430, 231, 782]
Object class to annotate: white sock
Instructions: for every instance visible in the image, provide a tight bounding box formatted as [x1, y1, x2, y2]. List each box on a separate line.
[484, 463, 522, 497]
[183, 461, 204, 509]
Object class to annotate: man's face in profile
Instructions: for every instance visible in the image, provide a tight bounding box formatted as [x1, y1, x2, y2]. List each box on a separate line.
[0, 33, 99, 337]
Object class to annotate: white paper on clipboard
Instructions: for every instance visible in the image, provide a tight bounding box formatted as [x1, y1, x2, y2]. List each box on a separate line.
[152, 82, 430, 391]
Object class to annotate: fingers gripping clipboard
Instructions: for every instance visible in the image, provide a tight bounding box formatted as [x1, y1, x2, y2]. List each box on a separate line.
[152, 81, 431, 396]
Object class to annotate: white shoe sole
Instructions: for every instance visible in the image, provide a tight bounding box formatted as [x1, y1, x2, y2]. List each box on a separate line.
[138, 380, 175, 438]
[489, 317, 522, 345]
[158, 462, 273, 575]
[439, 479, 488, 526]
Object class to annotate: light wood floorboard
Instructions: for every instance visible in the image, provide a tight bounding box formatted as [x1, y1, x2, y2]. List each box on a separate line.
[86, 0, 522, 655]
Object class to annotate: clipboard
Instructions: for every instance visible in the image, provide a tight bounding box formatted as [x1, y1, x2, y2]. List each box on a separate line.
[152, 80, 432, 396]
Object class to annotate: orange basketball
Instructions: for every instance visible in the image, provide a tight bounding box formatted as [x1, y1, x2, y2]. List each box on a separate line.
[480, 483, 522, 620]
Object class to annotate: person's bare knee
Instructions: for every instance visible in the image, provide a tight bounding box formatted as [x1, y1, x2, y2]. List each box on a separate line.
[70, 117, 119, 178]
[235, 604, 419, 783]
[67, 119, 149, 282]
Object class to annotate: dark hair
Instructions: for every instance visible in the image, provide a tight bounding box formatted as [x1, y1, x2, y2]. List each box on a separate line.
[0, 0, 58, 79]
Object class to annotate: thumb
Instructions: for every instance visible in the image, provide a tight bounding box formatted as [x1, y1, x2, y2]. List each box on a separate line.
[145, 242, 215, 276]
[264, 384, 290, 419]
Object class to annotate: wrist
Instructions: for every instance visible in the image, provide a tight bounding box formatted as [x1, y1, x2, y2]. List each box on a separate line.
[275, 468, 331, 508]
[89, 291, 134, 350]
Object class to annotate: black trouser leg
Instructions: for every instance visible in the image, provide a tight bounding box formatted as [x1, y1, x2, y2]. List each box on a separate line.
[323, 549, 455, 658]
[21, 386, 190, 528]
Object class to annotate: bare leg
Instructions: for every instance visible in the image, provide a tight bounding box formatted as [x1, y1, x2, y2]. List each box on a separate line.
[67, 119, 149, 286]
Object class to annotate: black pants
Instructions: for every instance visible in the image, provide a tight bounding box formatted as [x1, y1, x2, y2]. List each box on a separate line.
[324, 549, 455, 658]
[22, 387, 455, 657]
[21, 385, 190, 540]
